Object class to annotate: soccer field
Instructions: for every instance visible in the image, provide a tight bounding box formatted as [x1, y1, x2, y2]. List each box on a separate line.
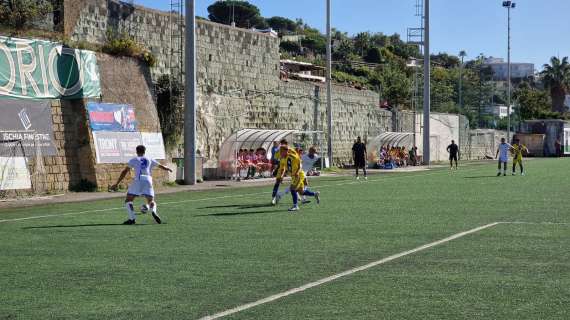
[1, 159, 569, 319]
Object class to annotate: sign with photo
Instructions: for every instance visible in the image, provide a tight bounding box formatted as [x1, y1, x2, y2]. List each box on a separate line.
[87, 102, 137, 132]
[141, 132, 166, 160]
[0, 98, 57, 156]
[0, 157, 32, 190]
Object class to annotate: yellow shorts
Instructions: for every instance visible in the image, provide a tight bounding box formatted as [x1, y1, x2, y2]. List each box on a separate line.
[513, 157, 523, 165]
[291, 171, 306, 191]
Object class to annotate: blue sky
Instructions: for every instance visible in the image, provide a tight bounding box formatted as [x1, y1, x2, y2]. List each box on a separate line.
[135, 0, 570, 70]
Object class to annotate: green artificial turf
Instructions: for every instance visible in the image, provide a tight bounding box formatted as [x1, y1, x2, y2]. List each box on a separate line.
[0, 159, 569, 319]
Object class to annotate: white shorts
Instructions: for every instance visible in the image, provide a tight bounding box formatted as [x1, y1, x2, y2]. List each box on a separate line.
[127, 179, 155, 197]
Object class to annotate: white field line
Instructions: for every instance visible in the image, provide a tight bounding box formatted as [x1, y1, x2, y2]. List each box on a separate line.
[501, 221, 570, 226]
[0, 167, 467, 224]
[197, 222, 501, 320]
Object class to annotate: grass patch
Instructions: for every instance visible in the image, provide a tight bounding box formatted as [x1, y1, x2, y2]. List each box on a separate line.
[0, 159, 569, 319]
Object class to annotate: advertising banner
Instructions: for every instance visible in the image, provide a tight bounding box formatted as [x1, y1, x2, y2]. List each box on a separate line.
[141, 132, 166, 159]
[0, 157, 31, 190]
[93, 131, 142, 164]
[93, 132, 167, 163]
[0, 36, 101, 100]
[0, 98, 57, 155]
[87, 102, 137, 132]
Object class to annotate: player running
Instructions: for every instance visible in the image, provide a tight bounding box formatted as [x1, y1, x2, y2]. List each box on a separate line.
[446, 140, 459, 170]
[111, 145, 173, 225]
[278, 146, 320, 212]
[299, 146, 320, 203]
[495, 138, 512, 177]
[511, 139, 529, 176]
[271, 139, 289, 205]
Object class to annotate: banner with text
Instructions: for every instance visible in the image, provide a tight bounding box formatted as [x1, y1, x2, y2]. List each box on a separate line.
[141, 132, 166, 160]
[0, 36, 101, 99]
[0, 157, 31, 190]
[87, 102, 137, 132]
[93, 131, 166, 163]
[0, 98, 57, 155]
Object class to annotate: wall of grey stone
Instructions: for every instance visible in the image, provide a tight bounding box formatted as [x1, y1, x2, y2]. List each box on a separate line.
[65, 1, 398, 169]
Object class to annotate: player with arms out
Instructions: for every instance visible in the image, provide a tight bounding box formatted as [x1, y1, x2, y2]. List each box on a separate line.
[278, 146, 320, 212]
[446, 140, 460, 170]
[111, 145, 173, 225]
[271, 139, 289, 205]
[495, 138, 512, 177]
[511, 139, 529, 176]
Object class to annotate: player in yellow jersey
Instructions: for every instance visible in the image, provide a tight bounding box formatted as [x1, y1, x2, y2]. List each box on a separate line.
[511, 139, 528, 176]
[278, 146, 320, 212]
[271, 139, 290, 205]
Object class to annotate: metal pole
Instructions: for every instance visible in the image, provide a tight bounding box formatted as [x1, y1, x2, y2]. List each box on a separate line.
[422, 0, 430, 165]
[507, 6, 512, 142]
[459, 55, 464, 110]
[184, 0, 197, 185]
[326, 0, 333, 167]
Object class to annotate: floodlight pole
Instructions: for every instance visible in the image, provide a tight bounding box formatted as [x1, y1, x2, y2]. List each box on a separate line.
[422, 0, 430, 165]
[184, 0, 197, 185]
[504, 1, 515, 143]
[326, 0, 333, 167]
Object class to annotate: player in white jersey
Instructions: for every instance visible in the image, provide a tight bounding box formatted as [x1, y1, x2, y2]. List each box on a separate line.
[495, 138, 512, 177]
[300, 147, 320, 203]
[111, 145, 173, 225]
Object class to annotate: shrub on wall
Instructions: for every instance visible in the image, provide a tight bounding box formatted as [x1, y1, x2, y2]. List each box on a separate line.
[155, 75, 184, 150]
[102, 32, 157, 67]
[0, 0, 52, 29]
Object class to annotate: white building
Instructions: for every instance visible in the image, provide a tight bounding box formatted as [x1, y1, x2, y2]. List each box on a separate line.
[484, 57, 534, 80]
[484, 105, 515, 119]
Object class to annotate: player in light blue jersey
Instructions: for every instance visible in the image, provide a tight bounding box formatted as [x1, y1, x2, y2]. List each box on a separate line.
[495, 138, 512, 177]
[111, 145, 172, 225]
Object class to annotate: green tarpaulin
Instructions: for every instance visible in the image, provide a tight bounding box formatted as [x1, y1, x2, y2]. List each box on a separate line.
[0, 36, 101, 99]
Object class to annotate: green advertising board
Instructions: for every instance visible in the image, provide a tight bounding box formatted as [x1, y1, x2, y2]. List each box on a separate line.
[0, 36, 101, 99]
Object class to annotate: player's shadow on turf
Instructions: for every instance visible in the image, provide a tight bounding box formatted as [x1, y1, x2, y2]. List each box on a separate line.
[199, 203, 274, 210]
[464, 175, 501, 179]
[22, 223, 149, 229]
[195, 210, 278, 217]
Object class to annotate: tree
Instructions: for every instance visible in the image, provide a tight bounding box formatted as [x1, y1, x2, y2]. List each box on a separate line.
[0, 0, 52, 29]
[364, 47, 382, 64]
[514, 82, 557, 120]
[431, 52, 460, 69]
[379, 62, 411, 108]
[541, 56, 570, 113]
[266, 16, 297, 33]
[207, 1, 266, 28]
[155, 75, 184, 150]
[353, 32, 371, 56]
[279, 41, 301, 54]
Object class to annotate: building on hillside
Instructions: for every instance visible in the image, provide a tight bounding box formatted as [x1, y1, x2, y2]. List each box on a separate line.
[483, 57, 534, 81]
[483, 104, 514, 119]
[280, 60, 325, 82]
[281, 34, 305, 43]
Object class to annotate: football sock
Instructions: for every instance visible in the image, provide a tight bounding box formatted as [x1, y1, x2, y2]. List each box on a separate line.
[291, 189, 298, 206]
[303, 189, 316, 197]
[149, 201, 157, 214]
[272, 182, 280, 197]
[125, 202, 136, 221]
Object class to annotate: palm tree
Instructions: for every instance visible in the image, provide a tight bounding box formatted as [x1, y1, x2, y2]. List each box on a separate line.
[541, 56, 570, 113]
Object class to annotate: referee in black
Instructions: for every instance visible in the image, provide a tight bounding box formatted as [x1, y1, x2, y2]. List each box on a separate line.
[447, 140, 460, 170]
[352, 136, 367, 180]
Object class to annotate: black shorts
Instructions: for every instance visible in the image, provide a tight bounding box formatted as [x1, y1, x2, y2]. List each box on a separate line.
[449, 154, 458, 161]
[354, 157, 366, 168]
